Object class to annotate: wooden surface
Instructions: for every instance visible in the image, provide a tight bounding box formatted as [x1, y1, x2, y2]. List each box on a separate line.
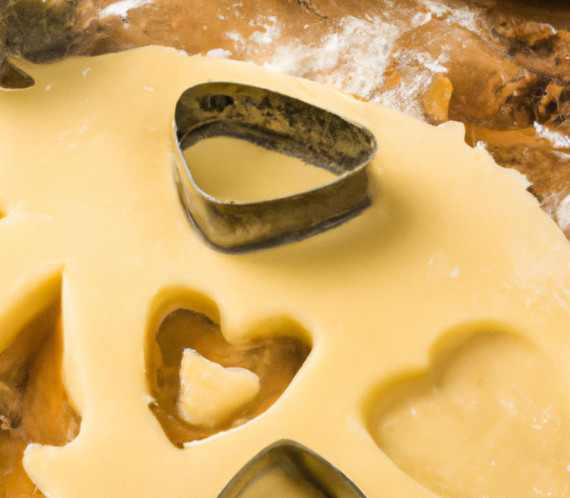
[2, 0, 570, 235]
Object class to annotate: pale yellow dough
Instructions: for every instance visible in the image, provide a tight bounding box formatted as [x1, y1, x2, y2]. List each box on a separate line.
[1, 46, 570, 497]
[183, 136, 335, 202]
[177, 349, 260, 428]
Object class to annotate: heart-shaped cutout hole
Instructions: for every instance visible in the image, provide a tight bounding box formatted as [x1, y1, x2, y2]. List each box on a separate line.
[147, 305, 311, 447]
[366, 330, 570, 497]
[0, 285, 80, 496]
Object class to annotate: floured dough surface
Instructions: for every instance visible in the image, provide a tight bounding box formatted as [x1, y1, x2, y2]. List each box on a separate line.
[1, 46, 570, 496]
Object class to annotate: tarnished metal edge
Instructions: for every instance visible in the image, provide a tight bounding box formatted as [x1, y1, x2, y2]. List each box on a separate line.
[217, 439, 367, 497]
[172, 82, 377, 253]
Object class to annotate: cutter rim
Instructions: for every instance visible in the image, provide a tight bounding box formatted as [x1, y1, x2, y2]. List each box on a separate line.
[172, 81, 377, 253]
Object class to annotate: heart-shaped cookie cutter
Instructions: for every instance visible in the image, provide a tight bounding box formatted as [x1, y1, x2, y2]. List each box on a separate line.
[218, 439, 365, 497]
[172, 82, 377, 253]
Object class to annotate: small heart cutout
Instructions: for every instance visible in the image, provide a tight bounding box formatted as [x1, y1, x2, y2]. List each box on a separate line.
[367, 330, 570, 497]
[177, 349, 260, 428]
[147, 306, 311, 447]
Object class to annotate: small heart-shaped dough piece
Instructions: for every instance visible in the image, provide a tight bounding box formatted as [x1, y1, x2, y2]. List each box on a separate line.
[177, 349, 260, 428]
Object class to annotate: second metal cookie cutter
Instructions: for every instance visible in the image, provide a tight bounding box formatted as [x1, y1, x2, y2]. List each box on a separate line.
[172, 82, 377, 253]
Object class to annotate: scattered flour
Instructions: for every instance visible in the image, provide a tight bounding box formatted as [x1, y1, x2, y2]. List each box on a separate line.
[556, 195, 570, 232]
[420, 52, 448, 73]
[225, 15, 282, 55]
[249, 16, 281, 45]
[419, 0, 487, 38]
[217, 1, 486, 116]
[99, 0, 153, 19]
[206, 48, 233, 59]
[412, 11, 432, 28]
[264, 16, 399, 101]
[534, 122, 570, 150]
[375, 72, 426, 119]
[419, 0, 450, 18]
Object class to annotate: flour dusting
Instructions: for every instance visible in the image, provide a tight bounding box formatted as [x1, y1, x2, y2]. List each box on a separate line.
[419, 0, 487, 37]
[264, 16, 399, 101]
[534, 122, 570, 150]
[225, 15, 282, 56]
[556, 195, 570, 232]
[99, 0, 153, 19]
[206, 48, 233, 58]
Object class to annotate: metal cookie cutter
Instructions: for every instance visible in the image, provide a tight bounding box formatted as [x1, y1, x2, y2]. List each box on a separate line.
[172, 82, 377, 253]
[218, 439, 365, 497]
